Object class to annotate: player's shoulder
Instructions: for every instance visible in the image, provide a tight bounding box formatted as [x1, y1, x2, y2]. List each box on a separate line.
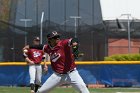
[43, 44, 49, 50]
[43, 44, 48, 48]
[61, 38, 72, 43]
[60, 38, 72, 46]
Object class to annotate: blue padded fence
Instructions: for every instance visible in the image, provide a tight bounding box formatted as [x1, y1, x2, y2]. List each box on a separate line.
[0, 65, 140, 87]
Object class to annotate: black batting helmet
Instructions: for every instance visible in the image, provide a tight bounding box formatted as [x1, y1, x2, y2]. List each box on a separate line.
[47, 31, 60, 39]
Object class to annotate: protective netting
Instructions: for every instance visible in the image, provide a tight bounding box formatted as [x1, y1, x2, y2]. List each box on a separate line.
[0, 0, 140, 61]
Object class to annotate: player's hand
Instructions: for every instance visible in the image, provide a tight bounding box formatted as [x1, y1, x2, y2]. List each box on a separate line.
[44, 65, 48, 72]
[43, 64, 48, 75]
[72, 42, 78, 46]
[43, 65, 48, 75]
[23, 49, 28, 54]
[28, 61, 35, 65]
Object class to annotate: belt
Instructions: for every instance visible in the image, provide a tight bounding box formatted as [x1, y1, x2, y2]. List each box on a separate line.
[34, 63, 41, 65]
[55, 68, 76, 75]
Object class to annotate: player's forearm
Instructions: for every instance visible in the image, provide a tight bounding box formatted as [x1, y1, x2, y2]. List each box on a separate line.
[44, 63, 48, 68]
[43, 62, 48, 72]
[44, 58, 48, 68]
[25, 57, 34, 64]
[43, 54, 48, 71]
[43, 59, 48, 67]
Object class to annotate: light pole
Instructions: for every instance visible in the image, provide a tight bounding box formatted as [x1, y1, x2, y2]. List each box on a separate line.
[121, 14, 131, 53]
[70, 16, 81, 38]
[20, 19, 32, 45]
[40, 12, 44, 44]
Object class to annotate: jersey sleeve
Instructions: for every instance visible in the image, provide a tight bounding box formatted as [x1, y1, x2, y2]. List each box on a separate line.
[43, 45, 49, 53]
[23, 50, 29, 58]
[62, 38, 72, 47]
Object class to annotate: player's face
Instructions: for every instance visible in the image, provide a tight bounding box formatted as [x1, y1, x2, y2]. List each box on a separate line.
[48, 37, 60, 47]
[48, 38, 57, 47]
[33, 40, 40, 45]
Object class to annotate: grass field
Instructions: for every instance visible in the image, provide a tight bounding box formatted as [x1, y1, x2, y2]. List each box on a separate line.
[0, 87, 140, 93]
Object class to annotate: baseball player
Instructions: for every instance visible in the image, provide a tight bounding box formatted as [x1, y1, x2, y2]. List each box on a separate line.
[23, 37, 48, 93]
[27, 31, 89, 93]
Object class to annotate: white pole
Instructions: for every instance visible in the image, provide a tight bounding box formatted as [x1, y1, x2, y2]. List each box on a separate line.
[40, 12, 44, 44]
[127, 14, 131, 53]
[20, 19, 32, 45]
[74, 18, 77, 38]
[121, 14, 131, 53]
[25, 21, 27, 45]
[70, 16, 81, 38]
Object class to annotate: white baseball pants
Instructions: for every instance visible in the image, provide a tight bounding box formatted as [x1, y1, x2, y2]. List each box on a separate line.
[37, 69, 90, 93]
[29, 65, 42, 85]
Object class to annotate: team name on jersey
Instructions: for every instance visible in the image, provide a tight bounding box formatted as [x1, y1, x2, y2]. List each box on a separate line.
[50, 53, 61, 62]
[33, 51, 41, 57]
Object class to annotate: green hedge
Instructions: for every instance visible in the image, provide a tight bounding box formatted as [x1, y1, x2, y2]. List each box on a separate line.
[104, 54, 140, 61]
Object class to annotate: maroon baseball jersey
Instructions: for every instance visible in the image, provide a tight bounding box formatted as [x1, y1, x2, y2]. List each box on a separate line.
[26, 49, 44, 64]
[43, 39, 76, 73]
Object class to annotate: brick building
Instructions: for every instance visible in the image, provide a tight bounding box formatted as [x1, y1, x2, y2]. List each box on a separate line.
[105, 20, 140, 56]
[109, 38, 140, 55]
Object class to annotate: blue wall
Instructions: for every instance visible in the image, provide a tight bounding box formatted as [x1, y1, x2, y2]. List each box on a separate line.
[0, 65, 140, 87]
